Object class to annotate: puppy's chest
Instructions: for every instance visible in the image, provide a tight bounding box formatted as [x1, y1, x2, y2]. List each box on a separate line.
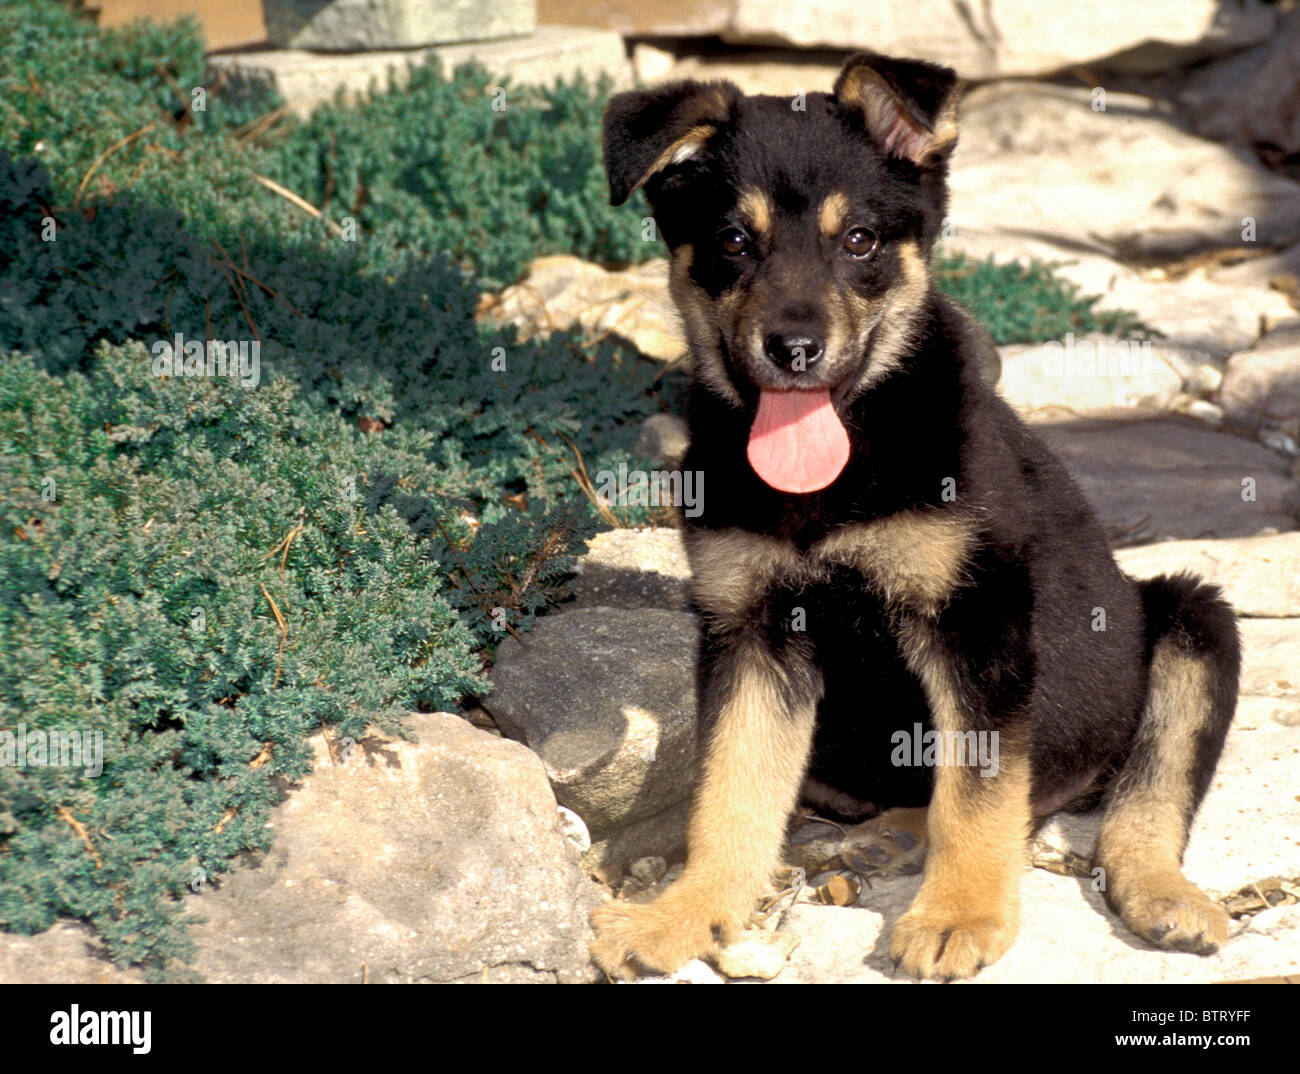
[685, 507, 977, 626]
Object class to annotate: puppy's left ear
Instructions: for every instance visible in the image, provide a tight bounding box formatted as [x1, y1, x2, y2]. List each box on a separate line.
[603, 80, 740, 205]
[833, 52, 960, 167]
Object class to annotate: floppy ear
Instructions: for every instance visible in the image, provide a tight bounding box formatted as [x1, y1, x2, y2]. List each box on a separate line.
[833, 52, 960, 167]
[602, 80, 741, 205]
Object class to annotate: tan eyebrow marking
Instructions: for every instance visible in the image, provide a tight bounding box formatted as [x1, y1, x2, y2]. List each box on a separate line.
[736, 188, 774, 239]
[818, 190, 850, 239]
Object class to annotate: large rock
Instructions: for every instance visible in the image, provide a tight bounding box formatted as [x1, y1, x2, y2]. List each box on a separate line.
[183, 714, 602, 983]
[486, 256, 684, 361]
[724, 0, 1276, 80]
[539, 0, 732, 36]
[264, 0, 534, 50]
[996, 336, 1219, 415]
[1033, 413, 1299, 544]
[572, 527, 692, 611]
[1218, 325, 1300, 434]
[485, 607, 698, 877]
[1117, 534, 1300, 619]
[1180, 8, 1300, 160]
[948, 84, 1300, 262]
[0, 922, 143, 985]
[208, 26, 631, 117]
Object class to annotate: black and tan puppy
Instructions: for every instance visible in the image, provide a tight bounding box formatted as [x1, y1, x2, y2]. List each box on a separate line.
[591, 53, 1240, 980]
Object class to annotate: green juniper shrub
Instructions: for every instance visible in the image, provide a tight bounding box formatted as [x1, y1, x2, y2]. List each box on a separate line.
[933, 252, 1151, 345]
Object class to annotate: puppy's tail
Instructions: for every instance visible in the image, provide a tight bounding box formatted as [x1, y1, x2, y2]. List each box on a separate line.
[1137, 572, 1240, 813]
[1093, 572, 1240, 952]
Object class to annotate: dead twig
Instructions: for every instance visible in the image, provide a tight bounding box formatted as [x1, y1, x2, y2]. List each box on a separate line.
[251, 172, 343, 236]
[74, 122, 156, 205]
[57, 806, 103, 869]
[258, 582, 290, 687]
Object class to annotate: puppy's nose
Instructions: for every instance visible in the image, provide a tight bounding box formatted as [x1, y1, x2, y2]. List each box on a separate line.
[763, 332, 824, 372]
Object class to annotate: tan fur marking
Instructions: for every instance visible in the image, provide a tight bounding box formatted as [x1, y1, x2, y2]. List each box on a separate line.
[685, 527, 804, 629]
[888, 618, 1029, 978]
[736, 188, 774, 240]
[846, 239, 930, 398]
[590, 642, 818, 977]
[1095, 648, 1228, 952]
[815, 507, 975, 615]
[892, 746, 1030, 978]
[817, 190, 850, 240]
[629, 124, 717, 198]
[686, 509, 975, 630]
[669, 244, 745, 407]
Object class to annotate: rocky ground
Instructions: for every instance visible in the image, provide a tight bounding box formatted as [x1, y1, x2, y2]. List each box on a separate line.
[6, 5, 1300, 985]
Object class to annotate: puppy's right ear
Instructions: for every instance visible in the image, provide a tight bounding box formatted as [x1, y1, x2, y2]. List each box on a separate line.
[602, 81, 740, 205]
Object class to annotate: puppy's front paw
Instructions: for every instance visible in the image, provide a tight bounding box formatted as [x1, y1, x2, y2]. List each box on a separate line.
[890, 898, 1019, 981]
[590, 882, 742, 979]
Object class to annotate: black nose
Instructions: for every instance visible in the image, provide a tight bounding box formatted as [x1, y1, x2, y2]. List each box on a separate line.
[763, 332, 824, 372]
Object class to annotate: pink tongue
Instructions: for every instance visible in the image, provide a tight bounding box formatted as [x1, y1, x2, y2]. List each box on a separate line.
[747, 389, 850, 493]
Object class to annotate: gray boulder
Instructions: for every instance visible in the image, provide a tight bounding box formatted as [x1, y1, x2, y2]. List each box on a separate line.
[184, 713, 602, 983]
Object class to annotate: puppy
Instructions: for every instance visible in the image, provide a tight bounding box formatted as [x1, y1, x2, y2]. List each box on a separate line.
[591, 52, 1240, 980]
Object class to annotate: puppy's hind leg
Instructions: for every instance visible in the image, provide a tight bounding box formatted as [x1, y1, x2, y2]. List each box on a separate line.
[1095, 573, 1240, 953]
[842, 807, 929, 878]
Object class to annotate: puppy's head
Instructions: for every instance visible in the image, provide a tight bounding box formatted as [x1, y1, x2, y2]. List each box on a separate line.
[603, 53, 960, 493]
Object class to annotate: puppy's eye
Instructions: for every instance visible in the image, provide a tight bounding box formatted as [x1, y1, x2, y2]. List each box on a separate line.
[718, 228, 750, 256]
[843, 227, 880, 259]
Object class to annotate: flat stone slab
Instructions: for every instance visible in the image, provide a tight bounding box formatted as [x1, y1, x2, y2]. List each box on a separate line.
[949, 83, 1300, 260]
[1117, 533, 1300, 618]
[264, 0, 535, 50]
[775, 884, 1300, 984]
[723, 0, 1275, 81]
[208, 25, 631, 116]
[1032, 413, 1299, 544]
